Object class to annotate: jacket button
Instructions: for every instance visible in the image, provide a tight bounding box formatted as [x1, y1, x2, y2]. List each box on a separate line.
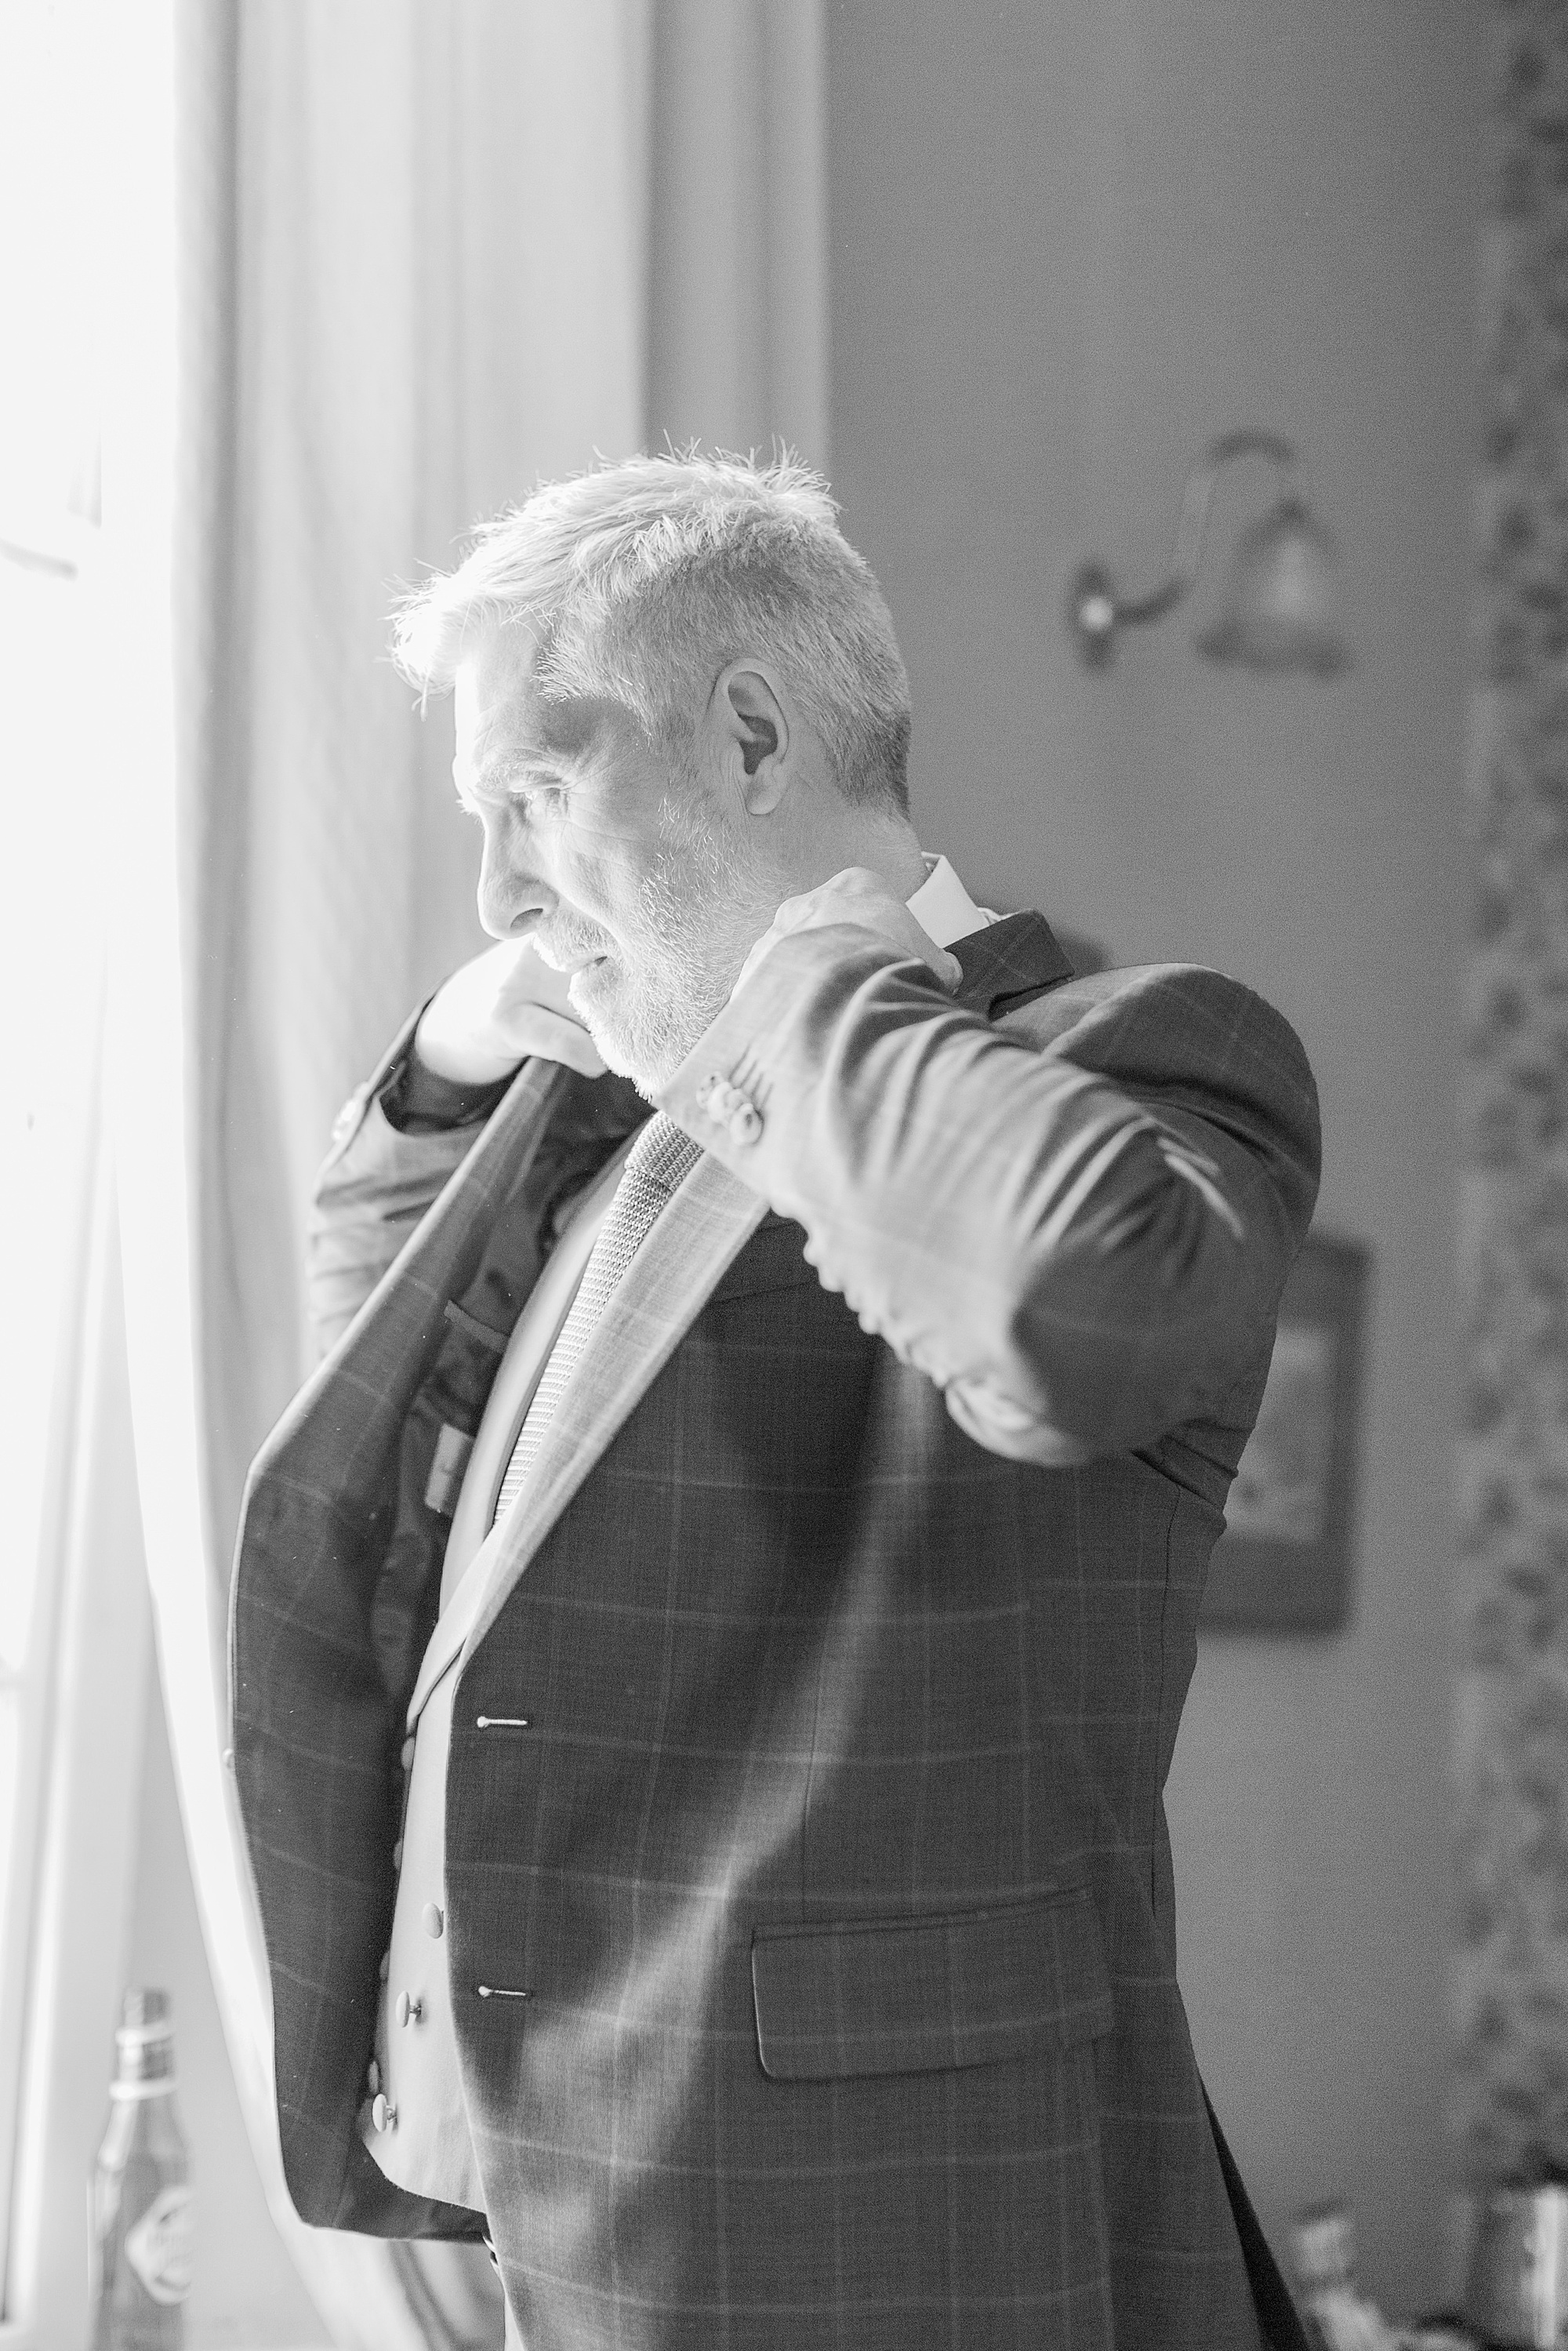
[397, 1991, 425, 2027]
[401, 1737, 416, 1770]
[423, 1902, 445, 1939]
[391, 1840, 404, 1870]
[372, 2093, 397, 2131]
[728, 1101, 762, 1145]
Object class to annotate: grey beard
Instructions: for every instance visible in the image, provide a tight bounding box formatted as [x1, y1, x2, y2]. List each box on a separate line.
[587, 969, 734, 1097]
[576, 821, 765, 1095]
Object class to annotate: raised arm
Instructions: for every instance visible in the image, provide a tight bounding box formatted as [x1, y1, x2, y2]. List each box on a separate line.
[307, 938, 612, 1357]
[661, 924, 1320, 1465]
[304, 1013, 506, 1357]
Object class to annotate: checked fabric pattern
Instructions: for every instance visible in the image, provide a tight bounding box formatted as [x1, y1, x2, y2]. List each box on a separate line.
[233, 917, 1323, 2349]
[490, 1114, 702, 1524]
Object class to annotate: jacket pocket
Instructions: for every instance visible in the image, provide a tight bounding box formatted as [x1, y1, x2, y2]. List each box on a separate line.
[751, 1888, 1113, 2082]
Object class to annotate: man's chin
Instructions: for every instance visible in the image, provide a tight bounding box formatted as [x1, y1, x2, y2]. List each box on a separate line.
[567, 967, 651, 1088]
[570, 963, 716, 1096]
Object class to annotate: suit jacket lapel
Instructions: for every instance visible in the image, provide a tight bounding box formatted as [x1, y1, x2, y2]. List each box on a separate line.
[246, 1056, 570, 1522]
[462, 1151, 768, 1655]
[456, 910, 1079, 1655]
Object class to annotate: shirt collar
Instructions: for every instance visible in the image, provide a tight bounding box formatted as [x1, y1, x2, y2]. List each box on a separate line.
[906, 852, 998, 950]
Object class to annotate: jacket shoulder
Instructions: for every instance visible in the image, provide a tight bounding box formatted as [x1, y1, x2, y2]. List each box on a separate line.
[1008, 958, 1316, 1099]
[1005, 958, 1321, 1236]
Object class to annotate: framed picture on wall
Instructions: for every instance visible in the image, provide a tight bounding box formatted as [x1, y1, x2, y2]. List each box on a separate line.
[1200, 1230, 1372, 1633]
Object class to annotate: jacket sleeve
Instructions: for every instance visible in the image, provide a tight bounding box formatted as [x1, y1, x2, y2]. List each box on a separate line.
[306, 1008, 506, 1360]
[659, 930, 1322, 1465]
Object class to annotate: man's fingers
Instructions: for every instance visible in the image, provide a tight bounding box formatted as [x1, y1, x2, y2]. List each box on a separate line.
[734, 869, 960, 1000]
[493, 939, 579, 1023]
[506, 1005, 608, 1077]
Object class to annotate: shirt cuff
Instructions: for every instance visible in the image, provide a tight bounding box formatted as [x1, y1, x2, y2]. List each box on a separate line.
[377, 1027, 517, 1135]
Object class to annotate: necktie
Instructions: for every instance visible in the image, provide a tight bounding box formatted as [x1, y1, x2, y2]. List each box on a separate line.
[490, 1114, 702, 1526]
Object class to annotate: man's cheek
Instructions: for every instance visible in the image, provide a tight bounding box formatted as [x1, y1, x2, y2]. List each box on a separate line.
[558, 817, 622, 899]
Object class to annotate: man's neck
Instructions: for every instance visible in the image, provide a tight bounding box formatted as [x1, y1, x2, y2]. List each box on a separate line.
[768, 817, 928, 910]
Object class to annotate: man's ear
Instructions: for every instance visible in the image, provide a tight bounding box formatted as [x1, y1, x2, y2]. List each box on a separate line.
[710, 661, 791, 812]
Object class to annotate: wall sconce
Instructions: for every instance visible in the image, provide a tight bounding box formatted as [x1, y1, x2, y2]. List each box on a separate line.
[1069, 429, 1351, 676]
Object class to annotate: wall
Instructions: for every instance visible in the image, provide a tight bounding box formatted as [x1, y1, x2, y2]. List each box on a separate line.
[827, 0, 1479, 2315]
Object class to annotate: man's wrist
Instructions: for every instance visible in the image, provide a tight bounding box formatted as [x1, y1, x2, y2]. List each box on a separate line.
[378, 1030, 518, 1135]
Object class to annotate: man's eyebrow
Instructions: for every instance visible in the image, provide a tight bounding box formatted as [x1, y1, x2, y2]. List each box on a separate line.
[456, 699, 608, 803]
[533, 695, 605, 758]
[462, 743, 562, 803]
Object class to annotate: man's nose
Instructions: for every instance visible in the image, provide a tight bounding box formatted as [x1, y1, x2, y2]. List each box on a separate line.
[477, 822, 551, 942]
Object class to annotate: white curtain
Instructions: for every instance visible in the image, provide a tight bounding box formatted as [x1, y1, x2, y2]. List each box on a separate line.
[108, 4, 826, 2346]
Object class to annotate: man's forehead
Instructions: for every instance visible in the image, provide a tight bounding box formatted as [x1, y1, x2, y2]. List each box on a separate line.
[455, 623, 535, 743]
[454, 632, 608, 767]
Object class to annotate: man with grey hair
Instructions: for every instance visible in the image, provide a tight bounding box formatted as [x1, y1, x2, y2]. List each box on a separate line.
[233, 452, 1318, 2350]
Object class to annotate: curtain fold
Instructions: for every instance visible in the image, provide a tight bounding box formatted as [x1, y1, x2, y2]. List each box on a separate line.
[112, 4, 826, 2343]
[7, 1025, 158, 2351]
[646, 0, 829, 464]
[205, 0, 654, 1547]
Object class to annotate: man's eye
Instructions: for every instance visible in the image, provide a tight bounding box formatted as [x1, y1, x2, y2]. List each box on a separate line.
[510, 779, 564, 813]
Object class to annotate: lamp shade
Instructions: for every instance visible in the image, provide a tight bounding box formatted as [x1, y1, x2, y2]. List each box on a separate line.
[1196, 495, 1351, 676]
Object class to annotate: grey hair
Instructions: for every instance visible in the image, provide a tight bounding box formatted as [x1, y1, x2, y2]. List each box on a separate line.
[390, 450, 913, 813]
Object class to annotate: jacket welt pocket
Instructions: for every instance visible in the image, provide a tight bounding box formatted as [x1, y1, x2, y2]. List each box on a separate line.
[750, 1888, 1113, 2083]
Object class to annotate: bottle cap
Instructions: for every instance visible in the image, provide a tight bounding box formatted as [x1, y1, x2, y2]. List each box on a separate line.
[1290, 2203, 1356, 2293]
[120, 1987, 171, 2033]
[113, 1986, 176, 2090]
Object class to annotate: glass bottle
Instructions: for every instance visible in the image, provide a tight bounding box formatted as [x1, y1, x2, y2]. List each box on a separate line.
[1290, 2204, 1399, 2351]
[89, 1988, 191, 2350]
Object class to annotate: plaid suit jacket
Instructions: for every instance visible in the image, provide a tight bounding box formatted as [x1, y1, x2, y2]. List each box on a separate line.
[231, 913, 1320, 2351]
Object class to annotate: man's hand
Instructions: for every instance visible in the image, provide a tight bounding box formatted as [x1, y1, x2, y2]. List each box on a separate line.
[415, 939, 608, 1082]
[731, 867, 963, 1001]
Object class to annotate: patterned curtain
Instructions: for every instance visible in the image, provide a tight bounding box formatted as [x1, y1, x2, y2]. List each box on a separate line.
[111, 2, 826, 2346]
[1460, 0, 1568, 2188]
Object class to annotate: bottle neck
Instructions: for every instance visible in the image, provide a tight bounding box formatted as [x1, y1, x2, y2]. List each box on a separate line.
[111, 2022, 176, 2100]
